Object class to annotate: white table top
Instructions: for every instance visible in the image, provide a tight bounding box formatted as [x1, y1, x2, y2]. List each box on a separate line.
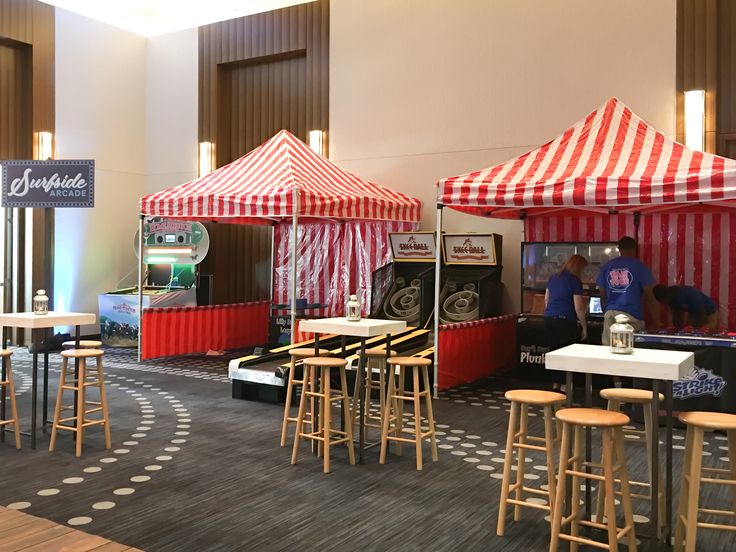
[545, 343, 694, 381]
[298, 317, 407, 338]
[0, 311, 96, 329]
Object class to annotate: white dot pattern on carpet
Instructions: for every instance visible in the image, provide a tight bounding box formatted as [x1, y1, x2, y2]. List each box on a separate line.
[113, 488, 135, 496]
[68, 516, 92, 526]
[92, 501, 116, 510]
[37, 489, 60, 496]
[63, 477, 84, 484]
[144, 465, 163, 471]
[7, 502, 31, 510]
[83, 467, 102, 473]
[100, 458, 118, 464]
[131, 475, 151, 483]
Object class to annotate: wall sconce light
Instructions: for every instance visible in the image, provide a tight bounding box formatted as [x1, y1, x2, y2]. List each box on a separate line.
[36, 131, 54, 160]
[684, 89, 705, 152]
[308, 130, 325, 156]
[198, 141, 215, 177]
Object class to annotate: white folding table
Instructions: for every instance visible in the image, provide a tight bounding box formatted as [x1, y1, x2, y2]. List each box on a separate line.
[546, 344, 694, 551]
[298, 317, 407, 462]
[0, 312, 96, 449]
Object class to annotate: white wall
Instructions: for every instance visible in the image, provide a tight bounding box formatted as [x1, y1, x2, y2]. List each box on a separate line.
[55, 11, 198, 333]
[145, 29, 198, 194]
[330, 0, 676, 312]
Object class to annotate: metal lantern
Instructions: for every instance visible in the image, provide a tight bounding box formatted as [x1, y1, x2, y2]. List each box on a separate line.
[346, 294, 362, 322]
[609, 314, 634, 354]
[33, 289, 49, 315]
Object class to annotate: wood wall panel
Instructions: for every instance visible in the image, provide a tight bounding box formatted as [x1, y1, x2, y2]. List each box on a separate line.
[0, 0, 55, 337]
[717, 0, 736, 137]
[198, 0, 328, 305]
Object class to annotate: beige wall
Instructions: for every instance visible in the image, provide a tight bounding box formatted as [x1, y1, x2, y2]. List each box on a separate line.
[55, 12, 198, 332]
[55, 9, 147, 333]
[330, 0, 676, 311]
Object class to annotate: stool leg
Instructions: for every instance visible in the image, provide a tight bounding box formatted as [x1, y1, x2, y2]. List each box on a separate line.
[543, 405, 556, 512]
[642, 397, 663, 537]
[75, 358, 87, 457]
[421, 365, 438, 462]
[683, 427, 704, 552]
[674, 426, 695, 552]
[497, 400, 519, 536]
[601, 427, 619, 552]
[97, 356, 111, 450]
[322, 366, 331, 474]
[49, 357, 68, 452]
[6, 358, 20, 449]
[549, 422, 570, 552]
[412, 366, 422, 471]
[290, 364, 311, 465]
[513, 403, 529, 522]
[396, 366, 405, 457]
[350, 358, 362, 437]
[339, 366, 355, 466]
[596, 398, 621, 524]
[280, 358, 298, 447]
[379, 363, 396, 465]
[569, 425, 583, 552]
[728, 430, 736, 514]
[613, 427, 637, 552]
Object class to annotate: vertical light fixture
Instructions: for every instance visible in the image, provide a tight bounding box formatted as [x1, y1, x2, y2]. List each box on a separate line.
[198, 141, 215, 177]
[308, 130, 324, 156]
[36, 131, 54, 160]
[684, 89, 705, 152]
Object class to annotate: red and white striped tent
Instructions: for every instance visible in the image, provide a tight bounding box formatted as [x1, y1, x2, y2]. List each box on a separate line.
[141, 129, 421, 222]
[136, 130, 421, 356]
[433, 97, 736, 333]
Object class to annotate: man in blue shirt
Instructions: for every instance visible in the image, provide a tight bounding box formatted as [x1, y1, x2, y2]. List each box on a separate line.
[653, 284, 719, 329]
[596, 236, 661, 346]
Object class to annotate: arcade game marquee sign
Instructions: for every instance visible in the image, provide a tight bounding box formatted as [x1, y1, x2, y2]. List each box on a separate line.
[0, 160, 95, 208]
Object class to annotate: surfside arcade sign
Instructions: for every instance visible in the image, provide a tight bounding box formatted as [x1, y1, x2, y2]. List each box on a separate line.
[1, 160, 95, 208]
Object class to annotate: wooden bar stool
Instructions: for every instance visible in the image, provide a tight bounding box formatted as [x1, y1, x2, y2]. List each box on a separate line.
[291, 357, 355, 473]
[280, 347, 330, 447]
[550, 408, 637, 552]
[596, 388, 665, 535]
[674, 411, 736, 552]
[0, 350, 21, 449]
[49, 349, 111, 457]
[497, 389, 566, 536]
[351, 348, 396, 443]
[379, 357, 438, 471]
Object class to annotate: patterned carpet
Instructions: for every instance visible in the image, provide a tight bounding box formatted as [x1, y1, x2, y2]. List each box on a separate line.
[0, 347, 733, 551]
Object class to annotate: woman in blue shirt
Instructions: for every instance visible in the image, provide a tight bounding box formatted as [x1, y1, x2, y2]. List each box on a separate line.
[545, 254, 589, 348]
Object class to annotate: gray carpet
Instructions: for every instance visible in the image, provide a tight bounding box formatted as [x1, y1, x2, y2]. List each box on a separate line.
[0, 348, 733, 551]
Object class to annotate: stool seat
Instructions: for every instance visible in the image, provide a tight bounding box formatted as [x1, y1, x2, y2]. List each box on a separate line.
[600, 387, 664, 403]
[504, 389, 566, 406]
[61, 349, 104, 359]
[365, 348, 396, 357]
[388, 356, 431, 367]
[0, 349, 12, 358]
[556, 407, 629, 427]
[678, 411, 736, 430]
[62, 340, 102, 349]
[289, 348, 330, 358]
[303, 357, 346, 368]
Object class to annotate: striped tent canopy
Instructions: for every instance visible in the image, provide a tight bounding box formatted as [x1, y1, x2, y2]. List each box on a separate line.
[437, 97, 736, 218]
[141, 130, 421, 222]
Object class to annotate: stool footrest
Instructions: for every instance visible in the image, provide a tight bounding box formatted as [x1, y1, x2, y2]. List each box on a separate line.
[566, 468, 605, 482]
[505, 498, 550, 511]
[701, 476, 736, 486]
[513, 442, 546, 452]
[0, 419, 18, 426]
[699, 507, 736, 517]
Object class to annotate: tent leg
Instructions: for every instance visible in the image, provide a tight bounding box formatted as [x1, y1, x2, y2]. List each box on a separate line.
[269, 223, 275, 303]
[290, 190, 299, 345]
[433, 205, 443, 399]
[137, 214, 144, 363]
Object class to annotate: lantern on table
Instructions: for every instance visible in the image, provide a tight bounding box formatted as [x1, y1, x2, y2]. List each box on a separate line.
[346, 294, 362, 322]
[33, 289, 49, 315]
[609, 314, 634, 354]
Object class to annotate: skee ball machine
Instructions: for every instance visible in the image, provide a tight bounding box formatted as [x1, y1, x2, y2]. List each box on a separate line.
[438, 233, 503, 324]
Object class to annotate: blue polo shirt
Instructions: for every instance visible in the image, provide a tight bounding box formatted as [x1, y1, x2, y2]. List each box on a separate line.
[596, 256, 655, 320]
[670, 286, 717, 315]
[545, 270, 583, 320]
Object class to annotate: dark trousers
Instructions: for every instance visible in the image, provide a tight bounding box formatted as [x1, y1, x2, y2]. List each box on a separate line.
[544, 317, 577, 383]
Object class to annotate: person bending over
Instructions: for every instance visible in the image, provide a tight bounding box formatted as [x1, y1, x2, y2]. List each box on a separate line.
[653, 284, 719, 329]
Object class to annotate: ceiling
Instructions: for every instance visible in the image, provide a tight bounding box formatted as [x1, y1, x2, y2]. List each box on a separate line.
[39, 0, 316, 36]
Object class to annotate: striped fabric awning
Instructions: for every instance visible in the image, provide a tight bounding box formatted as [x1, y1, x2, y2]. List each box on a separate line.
[141, 130, 421, 222]
[437, 97, 736, 218]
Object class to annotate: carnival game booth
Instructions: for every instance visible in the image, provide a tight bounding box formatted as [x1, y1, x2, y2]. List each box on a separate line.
[137, 130, 422, 370]
[436, 96, 736, 414]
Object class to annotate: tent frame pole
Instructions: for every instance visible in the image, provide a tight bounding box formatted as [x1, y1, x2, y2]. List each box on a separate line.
[269, 222, 275, 303]
[290, 189, 299, 345]
[137, 214, 144, 363]
[433, 204, 443, 399]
